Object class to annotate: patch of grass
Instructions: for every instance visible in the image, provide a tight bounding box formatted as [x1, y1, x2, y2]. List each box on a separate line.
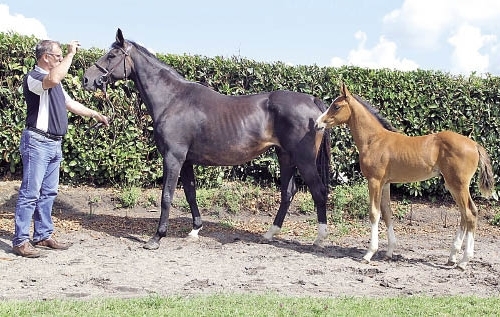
[175, 182, 277, 215]
[2, 294, 500, 316]
[394, 198, 412, 220]
[116, 186, 141, 208]
[294, 191, 315, 215]
[490, 212, 500, 226]
[87, 195, 101, 216]
[331, 181, 369, 221]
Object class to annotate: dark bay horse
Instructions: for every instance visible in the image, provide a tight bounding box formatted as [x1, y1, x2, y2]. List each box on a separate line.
[315, 83, 496, 270]
[83, 29, 331, 250]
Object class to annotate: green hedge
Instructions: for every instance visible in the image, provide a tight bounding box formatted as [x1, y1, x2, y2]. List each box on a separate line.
[1, 32, 499, 197]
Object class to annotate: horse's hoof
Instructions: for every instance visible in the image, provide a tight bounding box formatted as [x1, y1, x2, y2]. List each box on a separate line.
[143, 240, 160, 250]
[312, 240, 325, 248]
[187, 234, 199, 240]
[187, 227, 202, 240]
[457, 262, 467, 271]
[360, 258, 370, 264]
[383, 255, 393, 261]
[445, 260, 456, 267]
[258, 236, 272, 244]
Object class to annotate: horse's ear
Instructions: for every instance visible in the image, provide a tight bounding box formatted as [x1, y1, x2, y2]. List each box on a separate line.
[116, 28, 125, 46]
[340, 82, 351, 97]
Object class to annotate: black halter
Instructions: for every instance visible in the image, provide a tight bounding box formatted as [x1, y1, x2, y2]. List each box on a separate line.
[94, 43, 132, 92]
[86, 43, 132, 132]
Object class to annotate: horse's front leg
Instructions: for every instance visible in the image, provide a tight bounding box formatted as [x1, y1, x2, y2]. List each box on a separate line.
[380, 183, 396, 260]
[180, 162, 203, 239]
[363, 178, 383, 263]
[144, 154, 183, 250]
[263, 158, 296, 242]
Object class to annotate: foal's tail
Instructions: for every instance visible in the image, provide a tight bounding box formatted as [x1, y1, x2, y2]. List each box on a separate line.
[477, 144, 496, 199]
[314, 98, 331, 192]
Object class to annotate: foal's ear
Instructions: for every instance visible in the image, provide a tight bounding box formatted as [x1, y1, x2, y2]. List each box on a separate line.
[116, 28, 125, 46]
[340, 82, 351, 97]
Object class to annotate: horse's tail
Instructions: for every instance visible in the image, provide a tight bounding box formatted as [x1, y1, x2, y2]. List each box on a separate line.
[477, 144, 496, 199]
[314, 98, 331, 192]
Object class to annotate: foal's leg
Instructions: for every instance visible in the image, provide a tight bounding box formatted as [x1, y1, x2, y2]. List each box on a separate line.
[459, 197, 477, 270]
[363, 178, 383, 263]
[263, 152, 297, 241]
[447, 186, 477, 270]
[179, 163, 203, 239]
[380, 183, 397, 260]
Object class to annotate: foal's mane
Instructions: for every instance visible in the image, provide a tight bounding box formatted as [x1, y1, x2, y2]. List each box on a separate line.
[353, 95, 398, 132]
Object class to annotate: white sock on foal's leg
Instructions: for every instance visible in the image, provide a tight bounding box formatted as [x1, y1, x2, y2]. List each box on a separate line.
[363, 217, 380, 263]
[457, 231, 475, 270]
[448, 227, 465, 266]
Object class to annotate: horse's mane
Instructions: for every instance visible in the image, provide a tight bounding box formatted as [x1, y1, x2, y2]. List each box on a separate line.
[122, 40, 187, 81]
[353, 95, 398, 132]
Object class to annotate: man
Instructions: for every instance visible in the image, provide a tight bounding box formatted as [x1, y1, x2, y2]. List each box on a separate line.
[12, 39, 109, 258]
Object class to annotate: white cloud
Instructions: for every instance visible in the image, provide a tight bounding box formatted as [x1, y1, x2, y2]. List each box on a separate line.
[0, 4, 48, 39]
[448, 24, 496, 74]
[330, 31, 419, 71]
[382, 0, 500, 74]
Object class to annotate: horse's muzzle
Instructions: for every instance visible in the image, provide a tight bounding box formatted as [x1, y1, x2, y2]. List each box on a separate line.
[82, 76, 97, 91]
[315, 120, 326, 131]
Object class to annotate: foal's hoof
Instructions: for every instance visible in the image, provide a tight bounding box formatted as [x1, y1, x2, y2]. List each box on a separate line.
[312, 241, 325, 248]
[143, 239, 160, 250]
[360, 258, 370, 265]
[258, 236, 273, 244]
[456, 262, 467, 271]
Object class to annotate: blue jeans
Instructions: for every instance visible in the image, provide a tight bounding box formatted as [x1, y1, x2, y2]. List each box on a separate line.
[12, 129, 63, 247]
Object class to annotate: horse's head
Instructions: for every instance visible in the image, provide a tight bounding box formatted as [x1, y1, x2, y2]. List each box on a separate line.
[315, 83, 353, 130]
[83, 28, 134, 91]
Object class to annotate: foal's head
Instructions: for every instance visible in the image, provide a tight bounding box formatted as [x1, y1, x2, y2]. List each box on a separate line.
[315, 83, 353, 130]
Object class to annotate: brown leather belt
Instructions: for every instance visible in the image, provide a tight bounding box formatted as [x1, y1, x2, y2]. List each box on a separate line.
[26, 126, 63, 141]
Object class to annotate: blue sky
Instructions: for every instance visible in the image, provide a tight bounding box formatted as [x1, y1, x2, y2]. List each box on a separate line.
[2, 0, 500, 75]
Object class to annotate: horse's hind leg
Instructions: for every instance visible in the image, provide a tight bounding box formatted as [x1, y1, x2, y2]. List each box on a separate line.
[447, 185, 477, 270]
[363, 178, 383, 263]
[295, 161, 328, 247]
[180, 162, 203, 239]
[381, 184, 397, 260]
[263, 152, 297, 242]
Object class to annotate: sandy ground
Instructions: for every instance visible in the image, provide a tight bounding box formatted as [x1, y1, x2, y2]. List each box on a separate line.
[1, 180, 499, 301]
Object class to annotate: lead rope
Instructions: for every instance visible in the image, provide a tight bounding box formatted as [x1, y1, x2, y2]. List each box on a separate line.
[86, 44, 133, 133]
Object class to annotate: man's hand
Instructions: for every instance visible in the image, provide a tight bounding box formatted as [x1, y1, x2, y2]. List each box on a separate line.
[67, 40, 81, 55]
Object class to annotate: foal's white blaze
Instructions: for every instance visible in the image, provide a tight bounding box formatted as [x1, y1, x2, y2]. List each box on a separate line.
[263, 224, 281, 241]
[363, 215, 381, 262]
[188, 227, 202, 239]
[313, 223, 328, 247]
[315, 113, 327, 130]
